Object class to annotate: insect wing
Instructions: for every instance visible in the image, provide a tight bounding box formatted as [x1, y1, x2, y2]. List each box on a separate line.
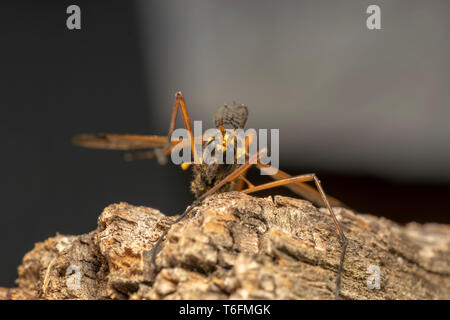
[72, 134, 173, 150]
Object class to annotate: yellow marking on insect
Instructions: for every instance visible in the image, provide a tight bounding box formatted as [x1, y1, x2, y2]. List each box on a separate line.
[181, 163, 191, 170]
[216, 143, 226, 153]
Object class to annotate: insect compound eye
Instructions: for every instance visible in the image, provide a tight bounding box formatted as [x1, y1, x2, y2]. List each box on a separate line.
[214, 103, 248, 129]
[214, 105, 227, 128]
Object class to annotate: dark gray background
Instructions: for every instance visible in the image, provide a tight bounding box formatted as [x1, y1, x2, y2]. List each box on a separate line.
[0, 1, 449, 287]
[138, 0, 450, 182]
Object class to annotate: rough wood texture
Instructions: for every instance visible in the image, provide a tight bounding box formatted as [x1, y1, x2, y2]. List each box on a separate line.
[1, 192, 449, 300]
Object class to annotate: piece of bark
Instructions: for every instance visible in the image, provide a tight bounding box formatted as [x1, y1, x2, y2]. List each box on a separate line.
[1, 192, 449, 300]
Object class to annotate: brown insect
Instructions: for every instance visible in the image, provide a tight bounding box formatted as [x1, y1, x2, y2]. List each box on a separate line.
[73, 92, 348, 299]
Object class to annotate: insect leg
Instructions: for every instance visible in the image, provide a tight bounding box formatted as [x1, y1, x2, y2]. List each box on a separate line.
[257, 163, 346, 208]
[233, 129, 257, 191]
[241, 173, 348, 299]
[235, 170, 253, 190]
[162, 92, 200, 163]
[130, 92, 199, 165]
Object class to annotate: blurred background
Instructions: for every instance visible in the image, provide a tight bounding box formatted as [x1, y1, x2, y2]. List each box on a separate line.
[0, 0, 449, 286]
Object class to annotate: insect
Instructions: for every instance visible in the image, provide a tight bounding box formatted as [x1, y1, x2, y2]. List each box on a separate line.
[73, 92, 348, 299]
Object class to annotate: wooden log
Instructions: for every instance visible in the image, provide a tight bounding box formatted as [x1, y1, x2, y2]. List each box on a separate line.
[1, 192, 448, 300]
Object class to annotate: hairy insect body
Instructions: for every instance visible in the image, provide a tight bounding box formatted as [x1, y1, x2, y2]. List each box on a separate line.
[190, 103, 249, 198]
[190, 134, 241, 198]
[191, 163, 239, 198]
